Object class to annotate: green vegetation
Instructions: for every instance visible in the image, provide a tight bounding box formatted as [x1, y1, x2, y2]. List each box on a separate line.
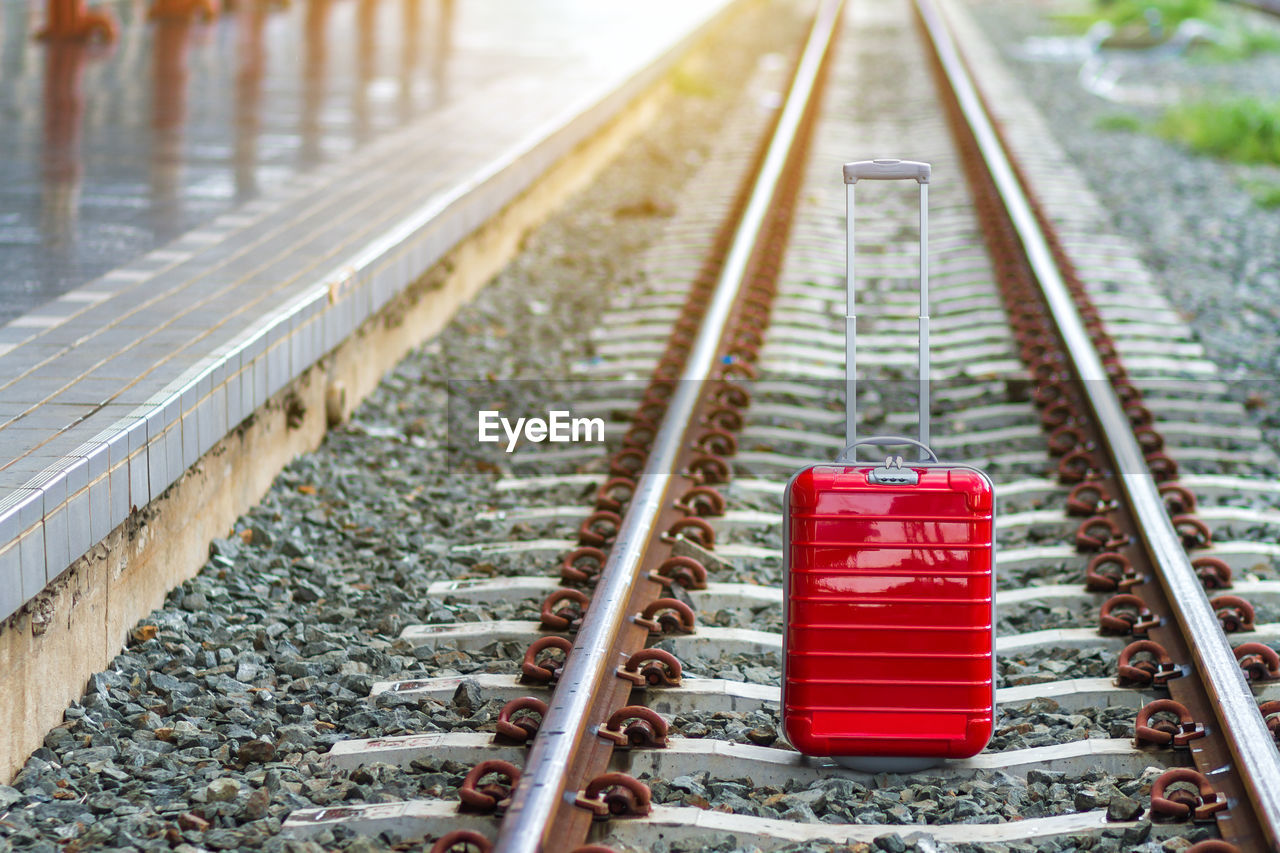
[1091, 0, 1217, 28]
[1055, 0, 1280, 57]
[1054, 0, 1215, 31]
[1157, 98, 1280, 165]
[1244, 179, 1280, 209]
[1094, 113, 1143, 132]
[1096, 102, 1280, 209]
[1243, 27, 1280, 55]
[1195, 26, 1280, 60]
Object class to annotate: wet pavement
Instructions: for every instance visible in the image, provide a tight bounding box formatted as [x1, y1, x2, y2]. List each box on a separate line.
[0, 0, 736, 624]
[0, 0, 468, 325]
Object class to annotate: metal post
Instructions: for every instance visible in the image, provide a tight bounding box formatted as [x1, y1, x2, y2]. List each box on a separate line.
[845, 181, 857, 457]
[918, 180, 929, 457]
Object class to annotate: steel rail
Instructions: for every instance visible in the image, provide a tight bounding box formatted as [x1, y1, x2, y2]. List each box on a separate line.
[913, 0, 1280, 848]
[492, 1, 844, 849]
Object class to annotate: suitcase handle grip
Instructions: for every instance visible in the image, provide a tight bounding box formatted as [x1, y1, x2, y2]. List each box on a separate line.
[838, 437, 938, 464]
[845, 160, 932, 459]
[843, 159, 931, 184]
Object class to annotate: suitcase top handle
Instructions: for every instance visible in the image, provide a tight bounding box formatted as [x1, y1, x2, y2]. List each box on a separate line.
[838, 436, 939, 465]
[844, 158, 931, 184]
[843, 159, 932, 460]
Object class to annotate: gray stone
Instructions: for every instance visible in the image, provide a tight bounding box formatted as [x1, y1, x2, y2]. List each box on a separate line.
[1026, 768, 1066, 786]
[249, 526, 275, 549]
[210, 538, 242, 561]
[208, 674, 251, 694]
[669, 774, 708, 798]
[172, 720, 202, 742]
[204, 828, 245, 850]
[42, 727, 75, 751]
[291, 581, 324, 603]
[279, 661, 322, 679]
[903, 832, 940, 853]
[344, 840, 386, 853]
[1108, 795, 1144, 822]
[242, 786, 271, 820]
[884, 803, 913, 823]
[1075, 788, 1105, 810]
[238, 738, 276, 764]
[64, 745, 118, 764]
[376, 613, 405, 636]
[452, 679, 484, 714]
[87, 671, 126, 695]
[874, 832, 909, 853]
[0, 785, 23, 808]
[181, 593, 209, 610]
[1123, 820, 1153, 845]
[779, 802, 818, 823]
[148, 672, 182, 696]
[784, 788, 827, 812]
[206, 778, 242, 802]
[280, 538, 308, 558]
[276, 725, 316, 750]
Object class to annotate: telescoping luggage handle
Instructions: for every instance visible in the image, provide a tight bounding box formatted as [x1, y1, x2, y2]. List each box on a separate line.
[843, 158, 931, 463]
[837, 437, 937, 486]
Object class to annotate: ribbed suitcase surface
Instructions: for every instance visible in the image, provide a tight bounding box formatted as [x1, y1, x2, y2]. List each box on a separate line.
[782, 463, 995, 759]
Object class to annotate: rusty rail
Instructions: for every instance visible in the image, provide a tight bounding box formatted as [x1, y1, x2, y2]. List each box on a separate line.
[914, 0, 1280, 849]
[489, 1, 846, 850]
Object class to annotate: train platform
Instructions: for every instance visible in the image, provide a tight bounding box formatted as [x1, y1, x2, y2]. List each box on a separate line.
[0, 0, 737, 623]
[5, 0, 1280, 846]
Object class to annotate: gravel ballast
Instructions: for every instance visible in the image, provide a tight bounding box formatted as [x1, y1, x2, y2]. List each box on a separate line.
[4, 0, 1262, 850]
[0, 2, 809, 850]
[960, 0, 1280, 448]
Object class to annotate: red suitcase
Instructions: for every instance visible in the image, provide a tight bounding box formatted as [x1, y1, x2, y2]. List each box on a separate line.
[782, 159, 995, 771]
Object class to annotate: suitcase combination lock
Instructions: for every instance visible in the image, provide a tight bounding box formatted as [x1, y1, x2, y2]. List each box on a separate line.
[868, 456, 919, 486]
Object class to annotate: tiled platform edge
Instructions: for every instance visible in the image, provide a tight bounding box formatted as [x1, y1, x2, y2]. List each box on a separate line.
[0, 0, 737, 624]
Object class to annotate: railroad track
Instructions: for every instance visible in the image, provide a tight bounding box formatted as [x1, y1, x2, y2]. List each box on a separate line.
[280, 0, 1280, 845]
[169, 0, 1280, 850]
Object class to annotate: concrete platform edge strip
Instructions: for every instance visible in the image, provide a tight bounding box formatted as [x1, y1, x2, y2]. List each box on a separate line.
[0, 0, 757, 785]
[0, 0, 740, 625]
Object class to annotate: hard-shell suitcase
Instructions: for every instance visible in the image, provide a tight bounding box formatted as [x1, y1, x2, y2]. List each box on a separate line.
[782, 159, 995, 770]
